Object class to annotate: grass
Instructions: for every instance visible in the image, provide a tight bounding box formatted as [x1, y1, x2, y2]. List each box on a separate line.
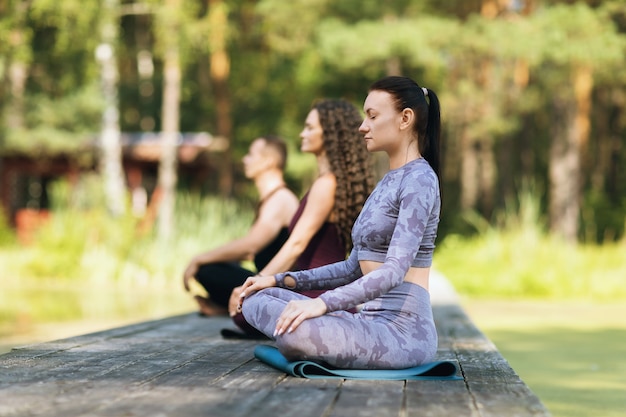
[0, 190, 254, 340]
[435, 190, 626, 301]
[436, 231, 626, 300]
[463, 299, 626, 417]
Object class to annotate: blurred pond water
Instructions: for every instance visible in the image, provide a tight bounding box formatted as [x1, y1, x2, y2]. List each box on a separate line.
[0, 282, 195, 354]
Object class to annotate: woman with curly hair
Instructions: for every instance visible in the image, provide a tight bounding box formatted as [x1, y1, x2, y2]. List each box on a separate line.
[225, 98, 375, 337]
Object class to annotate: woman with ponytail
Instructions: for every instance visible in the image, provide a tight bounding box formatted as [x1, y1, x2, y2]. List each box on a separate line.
[239, 76, 442, 369]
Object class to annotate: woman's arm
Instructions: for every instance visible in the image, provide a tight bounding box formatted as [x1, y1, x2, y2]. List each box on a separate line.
[274, 249, 362, 290]
[257, 173, 337, 276]
[318, 169, 439, 312]
[183, 189, 296, 291]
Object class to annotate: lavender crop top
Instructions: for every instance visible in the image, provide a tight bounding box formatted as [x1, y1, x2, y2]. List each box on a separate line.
[275, 158, 441, 312]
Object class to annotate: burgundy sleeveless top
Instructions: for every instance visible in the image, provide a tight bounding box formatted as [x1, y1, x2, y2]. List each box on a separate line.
[290, 192, 346, 271]
[232, 191, 348, 334]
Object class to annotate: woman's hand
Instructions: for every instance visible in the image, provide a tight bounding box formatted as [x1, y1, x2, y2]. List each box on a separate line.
[182, 259, 199, 292]
[274, 298, 327, 336]
[237, 274, 277, 312]
[240, 274, 276, 296]
[236, 275, 276, 313]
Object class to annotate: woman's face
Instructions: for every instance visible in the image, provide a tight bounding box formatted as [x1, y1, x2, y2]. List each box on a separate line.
[359, 90, 402, 154]
[299, 109, 325, 155]
[242, 138, 272, 179]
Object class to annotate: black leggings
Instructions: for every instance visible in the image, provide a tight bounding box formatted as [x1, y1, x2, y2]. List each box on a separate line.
[195, 262, 255, 308]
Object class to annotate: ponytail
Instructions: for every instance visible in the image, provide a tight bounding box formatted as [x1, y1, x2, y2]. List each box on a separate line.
[421, 88, 441, 178]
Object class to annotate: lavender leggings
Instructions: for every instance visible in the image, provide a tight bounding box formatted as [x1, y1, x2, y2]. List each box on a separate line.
[241, 282, 438, 369]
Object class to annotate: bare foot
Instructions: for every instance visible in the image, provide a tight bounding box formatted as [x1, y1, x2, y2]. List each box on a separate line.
[194, 295, 228, 317]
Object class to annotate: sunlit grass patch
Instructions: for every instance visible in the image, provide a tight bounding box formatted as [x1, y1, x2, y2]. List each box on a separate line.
[0, 192, 255, 336]
[436, 230, 626, 300]
[464, 300, 626, 417]
[435, 189, 626, 301]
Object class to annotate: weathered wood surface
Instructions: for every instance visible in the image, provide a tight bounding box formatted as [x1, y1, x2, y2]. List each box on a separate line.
[0, 278, 550, 417]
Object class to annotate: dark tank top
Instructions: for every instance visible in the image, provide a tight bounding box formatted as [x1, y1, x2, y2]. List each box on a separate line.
[251, 186, 290, 271]
[254, 227, 289, 271]
[290, 192, 346, 270]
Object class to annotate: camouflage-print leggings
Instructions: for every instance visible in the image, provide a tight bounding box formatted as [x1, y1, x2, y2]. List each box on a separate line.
[241, 282, 438, 369]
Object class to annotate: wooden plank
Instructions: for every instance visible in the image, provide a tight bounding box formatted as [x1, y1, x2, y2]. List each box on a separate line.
[230, 378, 342, 417]
[406, 380, 477, 417]
[1, 320, 230, 384]
[0, 316, 239, 417]
[327, 380, 405, 417]
[0, 303, 551, 417]
[432, 303, 550, 417]
[79, 386, 275, 417]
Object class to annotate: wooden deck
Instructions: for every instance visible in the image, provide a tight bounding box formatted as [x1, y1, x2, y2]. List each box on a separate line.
[0, 276, 550, 417]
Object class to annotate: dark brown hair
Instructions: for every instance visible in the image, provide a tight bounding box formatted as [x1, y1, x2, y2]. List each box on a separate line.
[312, 99, 375, 252]
[369, 76, 441, 177]
[258, 134, 288, 171]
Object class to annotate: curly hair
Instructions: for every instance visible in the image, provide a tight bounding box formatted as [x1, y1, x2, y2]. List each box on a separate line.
[312, 99, 375, 253]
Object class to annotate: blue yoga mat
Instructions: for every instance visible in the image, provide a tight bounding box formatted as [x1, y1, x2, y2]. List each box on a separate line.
[253, 345, 463, 380]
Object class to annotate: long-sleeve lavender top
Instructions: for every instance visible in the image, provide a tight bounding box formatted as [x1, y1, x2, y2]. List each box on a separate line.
[275, 158, 441, 312]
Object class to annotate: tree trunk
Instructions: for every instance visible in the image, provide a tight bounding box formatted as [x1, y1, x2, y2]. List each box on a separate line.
[460, 129, 480, 212]
[549, 103, 578, 242]
[208, 0, 233, 196]
[477, 60, 497, 218]
[472, 4, 501, 218]
[135, 12, 155, 132]
[157, 0, 182, 240]
[385, 56, 401, 76]
[6, 60, 27, 131]
[574, 65, 593, 179]
[97, 0, 126, 217]
[4, 1, 31, 132]
[549, 66, 593, 243]
[603, 88, 625, 203]
[478, 138, 496, 217]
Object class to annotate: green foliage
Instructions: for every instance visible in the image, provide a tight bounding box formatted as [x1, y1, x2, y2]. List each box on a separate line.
[0, 209, 15, 246]
[1, 0, 626, 247]
[0, 1, 34, 58]
[0, 185, 255, 329]
[316, 16, 457, 74]
[532, 3, 626, 67]
[25, 180, 254, 283]
[3, 84, 104, 156]
[28, 0, 102, 92]
[30, 0, 101, 44]
[581, 189, 626, 242]
[256, 0, 328, 55]
[436, 190, 626, 301]
[16, 176, 133, 280]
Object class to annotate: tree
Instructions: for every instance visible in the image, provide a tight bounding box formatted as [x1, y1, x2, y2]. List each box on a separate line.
[2, 0, 625, 245]
[1, 0, 32, 134]
[96, 0, 126, 217]
[155, 0, 183, 240]
[532, 3, 624, 242]
[1, 0, 107, 162]
[207, 0, 233, 196]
